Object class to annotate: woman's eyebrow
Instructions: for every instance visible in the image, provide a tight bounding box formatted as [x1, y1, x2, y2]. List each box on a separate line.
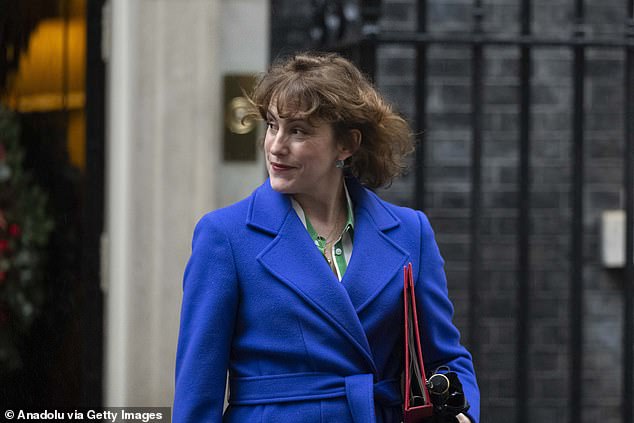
[267, 112, 314, 126]
[286, 118, 311, 124]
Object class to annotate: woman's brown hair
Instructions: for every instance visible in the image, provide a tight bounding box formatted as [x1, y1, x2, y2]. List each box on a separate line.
[247, 52, 414, 189]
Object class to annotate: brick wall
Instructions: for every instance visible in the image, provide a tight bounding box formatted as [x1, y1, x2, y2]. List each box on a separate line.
[270, 1, 629, 421]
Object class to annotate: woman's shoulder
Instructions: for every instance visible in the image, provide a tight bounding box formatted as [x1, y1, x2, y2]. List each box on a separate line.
[360, 186, 430, 229]
[367, 194, 443, 263]
[359, 189, 439, 244]
[193, 184, 264, 233]
[198, 196, 251, 225]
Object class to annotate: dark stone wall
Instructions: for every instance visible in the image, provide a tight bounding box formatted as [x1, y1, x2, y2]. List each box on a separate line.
[270, 1, 630, 422]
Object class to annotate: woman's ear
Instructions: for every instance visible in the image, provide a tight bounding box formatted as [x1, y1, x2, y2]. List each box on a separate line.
[338, 129, 362, 160]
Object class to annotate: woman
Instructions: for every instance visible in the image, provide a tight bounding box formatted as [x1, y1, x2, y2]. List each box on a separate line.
[173, 52, 479, 423]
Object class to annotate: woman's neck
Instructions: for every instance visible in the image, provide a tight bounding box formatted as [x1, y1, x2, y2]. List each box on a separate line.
[293, 179, 346, 231]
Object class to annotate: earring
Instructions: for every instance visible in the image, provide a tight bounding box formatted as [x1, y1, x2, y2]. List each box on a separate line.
[335, 159, 346, 169]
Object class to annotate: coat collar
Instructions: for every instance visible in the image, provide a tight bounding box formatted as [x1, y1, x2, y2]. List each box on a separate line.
[248, 179, 409, 372]
[344, 177, 400, 232]
[246, 178, 401, 233]
[246, 179, 291, 235]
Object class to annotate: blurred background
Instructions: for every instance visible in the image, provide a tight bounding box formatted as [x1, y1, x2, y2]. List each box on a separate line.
[0, 1, 632, 423]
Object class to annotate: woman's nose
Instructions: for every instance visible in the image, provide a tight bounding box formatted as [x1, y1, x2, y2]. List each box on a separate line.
[269, 131, 288, 155]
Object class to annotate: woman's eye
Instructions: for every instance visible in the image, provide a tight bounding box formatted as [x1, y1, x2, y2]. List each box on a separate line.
[266, 121, 278, 131]
[292, 127, 307, 135]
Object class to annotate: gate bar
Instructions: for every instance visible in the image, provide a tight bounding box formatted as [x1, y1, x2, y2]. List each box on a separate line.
[570, 0, 586, 421]
[414, 0, 427, 211]
[368, 33, 634, 49]
[468, 0, 484, 365]
[358, 0, 381, 80]
[623, 2, 634, 422]
[517, 0, 532, 421]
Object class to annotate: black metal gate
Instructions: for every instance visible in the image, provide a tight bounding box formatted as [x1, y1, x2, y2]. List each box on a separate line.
[281, 0, 634, 422]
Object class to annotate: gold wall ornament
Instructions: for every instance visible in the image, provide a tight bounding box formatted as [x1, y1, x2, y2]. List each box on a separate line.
[226, 96, 255, 135]
[223, 74, 258, 162]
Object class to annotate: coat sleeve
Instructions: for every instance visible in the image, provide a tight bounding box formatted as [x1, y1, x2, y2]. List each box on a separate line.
[415, 211, 480, 423]
[173, 213, 239, 423]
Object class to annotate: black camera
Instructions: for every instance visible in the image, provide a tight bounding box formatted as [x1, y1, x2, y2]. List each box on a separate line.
[425, 367, 470, 422]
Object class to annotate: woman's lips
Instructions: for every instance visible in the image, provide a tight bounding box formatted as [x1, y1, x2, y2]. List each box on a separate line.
[270, 162, 295, 172]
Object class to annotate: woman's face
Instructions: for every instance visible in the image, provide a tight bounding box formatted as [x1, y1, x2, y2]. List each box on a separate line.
[264, 107, 347, 197]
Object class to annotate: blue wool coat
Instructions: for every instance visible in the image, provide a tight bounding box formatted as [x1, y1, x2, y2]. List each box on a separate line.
[173, 178, 480, 423]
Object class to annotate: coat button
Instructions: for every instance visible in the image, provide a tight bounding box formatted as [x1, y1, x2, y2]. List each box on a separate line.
[335, 248, 342, 256]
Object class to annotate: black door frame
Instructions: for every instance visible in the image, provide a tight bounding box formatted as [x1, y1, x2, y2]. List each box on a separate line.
[81, 0, 106, 406]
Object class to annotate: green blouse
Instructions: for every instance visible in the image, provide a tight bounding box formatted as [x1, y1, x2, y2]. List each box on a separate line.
[291, 184, 354, 281]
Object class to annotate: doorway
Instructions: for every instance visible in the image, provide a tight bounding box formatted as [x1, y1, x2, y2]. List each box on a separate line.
[0, 0, 105, 406]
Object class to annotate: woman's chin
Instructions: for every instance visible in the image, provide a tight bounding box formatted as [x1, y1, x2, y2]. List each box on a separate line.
[269, 178, 294, 194]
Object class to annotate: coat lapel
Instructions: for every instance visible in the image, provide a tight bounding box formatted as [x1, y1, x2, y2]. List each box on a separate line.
[342, 179, 410, 313]
[248, 180, 377, 372]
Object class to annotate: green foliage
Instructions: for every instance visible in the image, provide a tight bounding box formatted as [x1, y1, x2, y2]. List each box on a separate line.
[0, 107, 54, 373]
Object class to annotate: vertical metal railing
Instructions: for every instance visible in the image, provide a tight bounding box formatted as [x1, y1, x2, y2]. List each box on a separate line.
[517, 0, 532, 422]
[414, 0, 427, 211]
[358, 0, 380, 81]
[468, 0, 484, 366]
[623, 1, 634, 422]
[570, 0, 586, 421]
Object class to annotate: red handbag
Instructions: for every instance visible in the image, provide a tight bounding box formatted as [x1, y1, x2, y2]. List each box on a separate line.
[403, 262, 434, 423]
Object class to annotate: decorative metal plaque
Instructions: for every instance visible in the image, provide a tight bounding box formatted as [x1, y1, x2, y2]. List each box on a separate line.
[223, 74, 258, 161]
